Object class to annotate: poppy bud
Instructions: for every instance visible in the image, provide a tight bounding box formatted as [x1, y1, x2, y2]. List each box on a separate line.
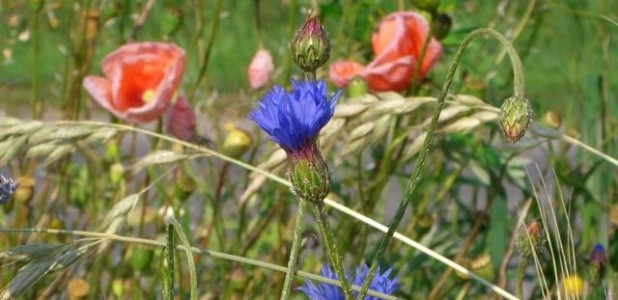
[85, 10, 100, 40]
[174, 168, 196, 202]
[431, 13, 452, 40]
[287, 144, 330, 204]
[290, 12, 331, 73]
[500, 96, 532, 143]
[543, 110, 562, 129]
[221, 127, 253, 159]
[347, 76, 368, 97]
[516, 220, 544, 257]
[14, 176, 35, 204]
[471, 253, 495, 282]
[414, 0, 440, 13]
[67, 278, 90, 300]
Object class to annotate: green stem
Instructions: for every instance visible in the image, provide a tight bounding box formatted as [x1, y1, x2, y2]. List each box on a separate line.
[31, 8, 41, 119]
[516, 256, 529, 299]
[280, 199, 306, 299]
[356, 28, 527, 299]
[190, 0, 224, 98]
[312, 201, 353, 299]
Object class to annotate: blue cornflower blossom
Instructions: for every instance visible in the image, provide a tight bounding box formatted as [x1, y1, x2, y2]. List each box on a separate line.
[0, 175, 19, 204]
[250, 80, 341, 202]
[299, 263, 399, 300]
[250, 80, 340, 155]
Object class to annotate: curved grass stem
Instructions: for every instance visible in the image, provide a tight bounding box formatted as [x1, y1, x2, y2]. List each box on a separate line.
[356, 28, 527, 299]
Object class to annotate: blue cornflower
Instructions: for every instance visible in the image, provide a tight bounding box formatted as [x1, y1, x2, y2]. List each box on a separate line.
[0, 175, 19, 204]
[250, 80, 340, 154]
[299, 263, 399, 300]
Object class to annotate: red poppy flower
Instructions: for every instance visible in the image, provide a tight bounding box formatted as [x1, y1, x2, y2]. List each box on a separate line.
[248, 49, 274, 89]
[83, 42, 186, 123]
[166, 94, 195, 141]
[329, 12, 443, 92]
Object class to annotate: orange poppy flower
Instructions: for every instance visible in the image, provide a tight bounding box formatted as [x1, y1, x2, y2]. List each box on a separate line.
[83, 42, 186, 123]
[248, 49, 275, 90]
[166, 94, 195, 141]
[329, 12, 443, 92]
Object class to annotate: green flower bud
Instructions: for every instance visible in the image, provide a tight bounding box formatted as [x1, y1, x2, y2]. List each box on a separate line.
[290, 12, 331, 73]
[287, 145, 330, 204]
[499, 96, 532, 143]
[174, 168, 196, 202]
[471, 253, 495, 282]
[431, 14, 452, 40]
[221, 127, 253, 158]
[347, 76, 368, 98]
[517, 220, 544, 257]
[543, 110, 562, 129]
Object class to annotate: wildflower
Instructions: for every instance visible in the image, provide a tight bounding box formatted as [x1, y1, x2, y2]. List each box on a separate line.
[500, 96, 532, 143]
[248, 49, 274, 89]
[84, 42, 186, 123]
[329, 11, 443, 92]
[250, 80, 340, 203]
[299, 263, 399, 300]
[562, 275, 586, 298]
[291, 11, 331, 73]
[0, 175, 19, 204]
[587, 243, 606, 282]
[165, 94, 195, 141]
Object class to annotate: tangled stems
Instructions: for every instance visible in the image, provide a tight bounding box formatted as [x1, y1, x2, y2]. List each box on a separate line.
[356, 28, 527, 299]
[280, 199, 307, 299]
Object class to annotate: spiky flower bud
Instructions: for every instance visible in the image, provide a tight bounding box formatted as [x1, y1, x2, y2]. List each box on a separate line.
[288, 145, 330, 204]
[431, 13, 452, 40]
[290, 12, 331, 73]
[500, 96, 532, 143]
[517, 220, 544, 257]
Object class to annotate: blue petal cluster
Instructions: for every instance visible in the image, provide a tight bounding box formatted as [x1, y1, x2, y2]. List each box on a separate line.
[250, 80, 341, 153]
[0, 175, 19, 204]
[299, 263, 399, 300]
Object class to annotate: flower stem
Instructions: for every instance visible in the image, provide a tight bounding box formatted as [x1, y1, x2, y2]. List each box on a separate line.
[280, 199, 307, 299]
[311, 201, 353, 299]
[516, 256, 528, 299]
[356, 27, 527, 299]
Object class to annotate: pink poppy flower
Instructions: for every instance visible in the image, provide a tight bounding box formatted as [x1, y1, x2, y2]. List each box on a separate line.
[83, 42, 186, 123]
[329, 12, 443, 92]
[248, 49, 274, 89]
[166, 94, 195, 141]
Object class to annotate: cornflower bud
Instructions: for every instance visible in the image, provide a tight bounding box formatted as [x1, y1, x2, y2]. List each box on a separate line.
[290, 12, 331, 73]
[587, 243, 606, 283]
[500, 96, 532, 143]
[431, 13, 452, 40]
[0, 175, 19, 205]
[516, 220, 544, 257]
